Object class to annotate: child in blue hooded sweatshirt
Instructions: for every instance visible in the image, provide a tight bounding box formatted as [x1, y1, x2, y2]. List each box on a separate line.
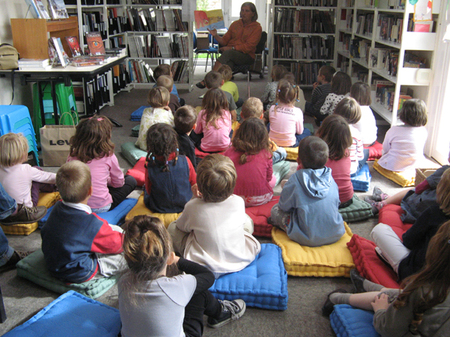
[270, 136, 345, 247]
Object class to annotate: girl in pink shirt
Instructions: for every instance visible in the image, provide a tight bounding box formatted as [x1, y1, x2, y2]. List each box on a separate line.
[316, 115, 354, 208]
[68, 116, 137, 213]
[0, 133, 56, 208]
[224, 117, 275, 207]
[193, 88, 232, 153]
[269, 79, 307, 147]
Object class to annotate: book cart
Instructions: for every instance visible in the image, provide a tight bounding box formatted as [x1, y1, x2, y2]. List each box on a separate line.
[336, 0, 440, 125]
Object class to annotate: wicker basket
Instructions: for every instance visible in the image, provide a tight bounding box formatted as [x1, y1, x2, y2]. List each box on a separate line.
[415, 168, 437, 186]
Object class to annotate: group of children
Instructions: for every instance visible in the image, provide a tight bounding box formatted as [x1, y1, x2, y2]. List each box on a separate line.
[0, 60, 447, 336]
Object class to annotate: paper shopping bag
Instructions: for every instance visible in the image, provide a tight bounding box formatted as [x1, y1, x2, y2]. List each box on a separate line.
[40, 124, 75, 167]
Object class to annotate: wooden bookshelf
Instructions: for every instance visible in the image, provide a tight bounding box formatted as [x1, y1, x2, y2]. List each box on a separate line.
[11, 17, 78, 59]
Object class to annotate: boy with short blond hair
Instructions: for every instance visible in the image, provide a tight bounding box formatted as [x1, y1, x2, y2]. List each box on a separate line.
[157, 75, 181, 114]
[41, 161, 125, 283]
[154, 64, 184, 106]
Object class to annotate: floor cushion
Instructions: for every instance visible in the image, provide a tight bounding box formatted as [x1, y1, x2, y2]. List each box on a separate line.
[131, 124, 139, 137]
[3, 290, 121, 337]
[273, 160, 291, 186]
[16, 250, 118, 299]
[338, 195, 373, 222]
[271, 223, 355, 277]
[194, 148, 225, 159]
[365, 141, 383, 161]
[351, 163, 371, 192]
[126, 157, 146, 187]
[1, 192, 60, 235]
[121, 141, 147, 166]
[125, 192, 181, 228]
[347, 234, 400, 289]
[283, 146, 298, 161]
[130, 105, 148, 121]
[209, 243, 288, 310]
[98, 198, 138, 226]
[373, 160, 415, 187]
[378, 204, 413, 238]
[245, 196, 280, 237]
[330, 304, 380, 337]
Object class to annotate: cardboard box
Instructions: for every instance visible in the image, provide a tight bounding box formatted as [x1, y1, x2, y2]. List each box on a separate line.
[196, 34, 210, 50]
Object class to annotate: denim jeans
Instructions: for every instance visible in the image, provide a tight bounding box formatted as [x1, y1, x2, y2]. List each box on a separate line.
[272, 147, 287, 164]
[0, 182, 16, 267]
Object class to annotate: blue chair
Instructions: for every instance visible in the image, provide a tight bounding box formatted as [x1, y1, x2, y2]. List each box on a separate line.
[194, 32, 219, 72]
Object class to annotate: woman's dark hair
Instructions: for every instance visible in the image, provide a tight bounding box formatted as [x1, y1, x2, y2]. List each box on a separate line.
[145, 123, 179, 172]
[69, 115, 114, 163]
[242, 2, 258, 21]
[232, 117, 272, 165]
[398, 99, 428, 127]
[331, 71, 352, 95]
[316, 114, 352, 161]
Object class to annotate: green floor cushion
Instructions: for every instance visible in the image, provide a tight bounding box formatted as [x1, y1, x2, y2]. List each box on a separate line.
[16, 250, 117, 299]
[338, 195, 373, 222]
[120, 141, 147, 166]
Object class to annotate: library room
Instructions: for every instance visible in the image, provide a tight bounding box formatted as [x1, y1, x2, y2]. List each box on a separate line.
[0, 0, 449, 336]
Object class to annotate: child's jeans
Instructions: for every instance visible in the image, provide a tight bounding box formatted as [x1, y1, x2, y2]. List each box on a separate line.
[94, 225, 127, 278]
[272, 147, 287, 164]
[269, 204, 290, 232]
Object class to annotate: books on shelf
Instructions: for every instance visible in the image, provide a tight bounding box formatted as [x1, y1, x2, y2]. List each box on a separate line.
[70, 56, 106, 67]
[275, 0, 337, 6]
[25, 0, 50, 19]
[18, 58, 51, 70]
[82, 11, 107, 39]
[86, 32, 106, 56]
[274, 35, 334, 60]
[48, 0, 69, 19]
[377, 14, 402, 43]
[128, 8, 187, 32]
[128, 33, 189, 59]
[49, 37, 70, 68]
[373, 80, 395, 111]
[403, 52, 428, 68]
[275, 9, 335, 34]
[368, 47, 390, 70]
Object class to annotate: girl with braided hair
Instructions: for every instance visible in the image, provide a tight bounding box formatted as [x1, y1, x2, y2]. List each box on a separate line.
[144, 123, 198, 213]
[119, 215, 247, 336]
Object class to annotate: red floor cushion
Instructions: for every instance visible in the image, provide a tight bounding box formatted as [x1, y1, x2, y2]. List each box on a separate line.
[194, 148, 225, 158]
[365, 141, 383, 161]
[378, 204, 413, 239]
[126, 157, 146, 187]
[245, 196, 280, 237]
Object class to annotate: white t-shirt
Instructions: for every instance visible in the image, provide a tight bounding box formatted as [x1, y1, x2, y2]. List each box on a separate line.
[354, 105, 378, 146]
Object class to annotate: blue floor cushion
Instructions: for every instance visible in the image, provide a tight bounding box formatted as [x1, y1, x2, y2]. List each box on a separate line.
[351, 163, 371, 192]
[16, 250, 117, 299]
[330, 304, 380, 337]
[121, 141, 147, 166]
[39, 198, 138, 227]
[209, 243, 288, 310]
[273, 160, 291, 186]
[130, 105, 149, 121]
[3, 290, 121, 337]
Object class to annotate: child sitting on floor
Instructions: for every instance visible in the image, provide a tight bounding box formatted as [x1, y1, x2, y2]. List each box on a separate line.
[156, 75, 181, 114]
[174, 105, 197, 170]
[224, 117, 275, 207]
[202, 70, 237, 121]
[218, 64, 243, 108]
[119, 215, 246, 335]
[41, 161, 126, 283]
[270, 136, 344, 247]
[319, 71, 352, 120]
[68, 116, 137, 213]
[261, 64, 287, 111]
[136, 86, 173, 151]
[153, 64, 184, 106]
[305, 65, 335, 119]
[144, 123, 197, 213]
[0, 133, 56, 209]
[350, 82, 378, 146]
[378, 99, 428, 173]
[323, 220, 450, 337]
[316, 114, 354, 208]
[168, 154, 261, 278]
[191, 88, 232, 153]
[283, 72, 306, 113]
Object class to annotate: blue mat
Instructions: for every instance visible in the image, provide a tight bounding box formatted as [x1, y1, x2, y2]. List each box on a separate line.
[4, 291, 121, 337]
[351, 163, 371, 192]
[130, 106, 149, 121]
[209, 243, 288, 310]
[330, 304, 380, 337]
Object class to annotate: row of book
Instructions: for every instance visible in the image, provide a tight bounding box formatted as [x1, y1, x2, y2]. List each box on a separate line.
[284, 62, 326, 86]
[108, 8, 130, 36]
[82, 12, 108, 40]
[128, 33, 189, 58]
[26, 0, 69, 20]
[274, 35, 334, 60]
[130, 0, 182, 4]
[374, 80, 395, 111]
[275, 0, 337, 6]
[340, 8, 353, 31]
[377, 14, 403, 43]
[275, 9, 335, 34]
[128, 8, 187, 32]
[355, 13, 374, 36]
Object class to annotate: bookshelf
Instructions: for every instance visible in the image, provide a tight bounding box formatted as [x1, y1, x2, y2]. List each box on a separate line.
[336, 0, 440, 125]
[268, 0, 338, 87]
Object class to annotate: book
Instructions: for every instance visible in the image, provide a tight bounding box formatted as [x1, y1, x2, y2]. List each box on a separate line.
[49, 37, 70, 67]
[86, 32, 106, 56]
[70, 56, 106, 67]
[194, 9, 225, 32]
[65, 36, 82, 57]
[25, 0, 51, 19]
[48, 0, 69, 19]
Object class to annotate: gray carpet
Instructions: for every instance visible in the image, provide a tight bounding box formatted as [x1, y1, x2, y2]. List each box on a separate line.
[0, 62, 439, 336]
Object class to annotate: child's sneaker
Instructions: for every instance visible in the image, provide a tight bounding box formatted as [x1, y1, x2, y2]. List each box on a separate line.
[372, 186, 389, 202]
[207, 299, 246, 328]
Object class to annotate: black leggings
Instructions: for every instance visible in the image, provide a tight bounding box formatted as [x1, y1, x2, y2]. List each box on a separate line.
[108, 175, 137, 210]
[183, 290, 222, 337]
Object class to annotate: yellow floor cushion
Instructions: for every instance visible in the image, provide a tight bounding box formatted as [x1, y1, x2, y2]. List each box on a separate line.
[373, 160, 415, 187]
[271, 223, 355, 277]
[283, 146, 299, 161]
[1, 192, 60, 235]
[124, 192, 181, 228]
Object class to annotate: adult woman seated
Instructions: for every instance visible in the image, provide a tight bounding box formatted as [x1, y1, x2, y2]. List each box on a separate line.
[197, 2, 262, 88]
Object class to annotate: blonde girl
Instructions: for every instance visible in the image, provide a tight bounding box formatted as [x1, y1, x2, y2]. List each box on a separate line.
[0, 133, 55, 208]
[261, 64, 287, 110]
[283, 71, 306, 112]
[136, 86, 173, 151]
[68, 116, 137, 213]
[268, 79, 309, 147]
[119, 215, 246, 336]
[192, 88, 232, 153]
[224, 117, 275, 207]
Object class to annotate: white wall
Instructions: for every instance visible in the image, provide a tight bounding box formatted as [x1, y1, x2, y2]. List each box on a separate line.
[0, 0, 35, 107]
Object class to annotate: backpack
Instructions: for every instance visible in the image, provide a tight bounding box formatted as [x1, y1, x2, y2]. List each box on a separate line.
[0, 43, 19, 70]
